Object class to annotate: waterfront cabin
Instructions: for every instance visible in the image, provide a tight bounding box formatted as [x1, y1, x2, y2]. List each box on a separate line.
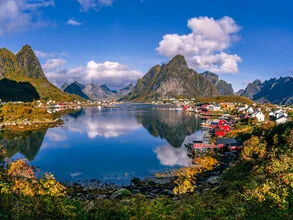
[230, 143, 243, 151]
[219, 124, 231, 132]
[215, 129, 226, 137]
[216, 138, 237, 149]
[218, 119, 229, 126]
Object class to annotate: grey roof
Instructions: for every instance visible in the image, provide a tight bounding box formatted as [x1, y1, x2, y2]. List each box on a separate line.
[216, 138, 237, 145]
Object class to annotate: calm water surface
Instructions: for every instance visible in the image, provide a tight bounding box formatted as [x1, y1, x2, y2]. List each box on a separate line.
[2, 106, 202, 185]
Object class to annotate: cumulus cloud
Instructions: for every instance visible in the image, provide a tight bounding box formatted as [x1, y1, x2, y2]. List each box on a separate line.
[41, 58, 142, 88]
[35, 50, 68, 58]
[46, 130, 67, 141]
[67, 18, 82, 26]
[86, 61, 143, 88]
[45, 66, 86, 86]
[0, 0, 54, 35]
[43, 59, 66, 70]
[156, 16, 242, 73]
[87, 120, 141, 139]
[42, 58, 86, 85]
[154, 145, 192, 167]
[78, 0, 113, 11]
[60, 108, 142, 139]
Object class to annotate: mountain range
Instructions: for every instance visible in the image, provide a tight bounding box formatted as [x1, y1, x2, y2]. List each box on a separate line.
[1, 44, 292, 105]
[200, 71, 234, 95]
[0, 45, 80, 102]
[237, 77, 293, 105]
[62, 81, 134, 101]
[124, 55, 222, 101]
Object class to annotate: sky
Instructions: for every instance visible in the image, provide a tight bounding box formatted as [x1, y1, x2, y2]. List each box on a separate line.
[1, 0, 293, 91]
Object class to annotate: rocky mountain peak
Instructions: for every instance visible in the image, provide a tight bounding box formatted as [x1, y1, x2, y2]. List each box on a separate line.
[124, 55, 219, 101]
[167, 55, 189, 72]
[201, 71, 219, 85]
[61, 83, 68, 91]
[200, 71, 234, 95]
[16, 44, 45, 79]
[101, 84, 117, 94]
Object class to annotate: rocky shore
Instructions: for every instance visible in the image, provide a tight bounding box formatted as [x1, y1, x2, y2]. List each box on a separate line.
[66, 152, 237, 204]
[0, 118, 62, 132]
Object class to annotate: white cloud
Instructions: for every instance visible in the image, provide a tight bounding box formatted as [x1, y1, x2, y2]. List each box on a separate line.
[78, 0, 113, 11]
[35, 50, 68, 58]
[0, 0, 54, 35]
[46, 130, 67, 141]
[156, 16, 242, 73]
[43, 59, 66, 70]
[86, 61, 143, 88]
[67, 18, 82, 26]
[87, 120, 141, 139]
[61, 108, 142, 138]
[154, 145, 192, 167]
[45, 66, 86, 86]
[42, 58, 142, 88]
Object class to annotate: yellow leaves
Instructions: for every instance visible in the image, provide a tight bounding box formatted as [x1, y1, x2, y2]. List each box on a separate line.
[8, 160, 36, 179]
[241, 136, 267, 160]
[173, 178, 195, 195]
[1, 159, 66, 197]
[173, 156, 218, 195]
[39, 173, 66, 197]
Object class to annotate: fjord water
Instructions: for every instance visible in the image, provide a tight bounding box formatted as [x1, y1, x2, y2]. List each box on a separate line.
[2, 106, 202, 185]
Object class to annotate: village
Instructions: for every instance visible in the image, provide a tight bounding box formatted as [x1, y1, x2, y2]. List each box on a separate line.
[152, 98, 293, 163]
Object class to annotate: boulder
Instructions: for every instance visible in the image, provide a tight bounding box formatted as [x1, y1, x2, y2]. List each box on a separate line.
[110, 189, 131, 200]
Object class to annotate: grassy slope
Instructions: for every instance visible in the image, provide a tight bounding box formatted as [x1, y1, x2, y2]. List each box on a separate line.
[0, 47, 82, 102]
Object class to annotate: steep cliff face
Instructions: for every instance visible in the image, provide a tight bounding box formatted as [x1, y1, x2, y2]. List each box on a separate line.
[101, 85, 117, 95]
[237, 77, 293, 105]
[201, 71, 234, 95]
[117, 83, 134, 96]
[16, 45, 45, 79]
[252, 77, 293, 105]
[64, 81, 89, 100]
[83, 83, 108, 100]
[124, 55, 219, 101]
[242, 79, 263, 99]
[0, 45, 80, 101]
[235, 89, 245, 96]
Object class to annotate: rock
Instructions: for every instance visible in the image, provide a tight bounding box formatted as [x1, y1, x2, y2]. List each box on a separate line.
[84, 201, 95, 212]
[131, 177, 141, 185]
[162, 189, 174, 196]
[206, 176, 220, 185]
[152, 178, 171, 185]
[95, 194, 107, 199]
[110, 189, 131, 200]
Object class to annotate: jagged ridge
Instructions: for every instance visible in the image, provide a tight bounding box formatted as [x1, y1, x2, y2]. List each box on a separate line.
[124, 55, 219, 101]
[0, 45, 81, 101]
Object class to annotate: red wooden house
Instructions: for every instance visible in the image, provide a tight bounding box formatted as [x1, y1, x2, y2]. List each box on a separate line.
[215, 129, 226, 137]
[219, 124, 231, 132]
[218, 119, 228, 126]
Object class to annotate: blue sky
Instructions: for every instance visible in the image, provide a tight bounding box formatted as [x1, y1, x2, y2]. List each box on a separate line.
[1, 0, 293, 91]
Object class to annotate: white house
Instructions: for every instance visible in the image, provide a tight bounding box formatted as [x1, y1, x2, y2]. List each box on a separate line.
[276, 115, 288, 124]
[246, 107, 254, 114]
[252, 111, 265, 122]
[269, 112, 276, 117]
[207, 105, 221, 111]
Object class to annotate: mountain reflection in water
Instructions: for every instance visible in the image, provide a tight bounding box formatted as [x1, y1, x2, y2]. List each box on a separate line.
[2, 106, 201, 184]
